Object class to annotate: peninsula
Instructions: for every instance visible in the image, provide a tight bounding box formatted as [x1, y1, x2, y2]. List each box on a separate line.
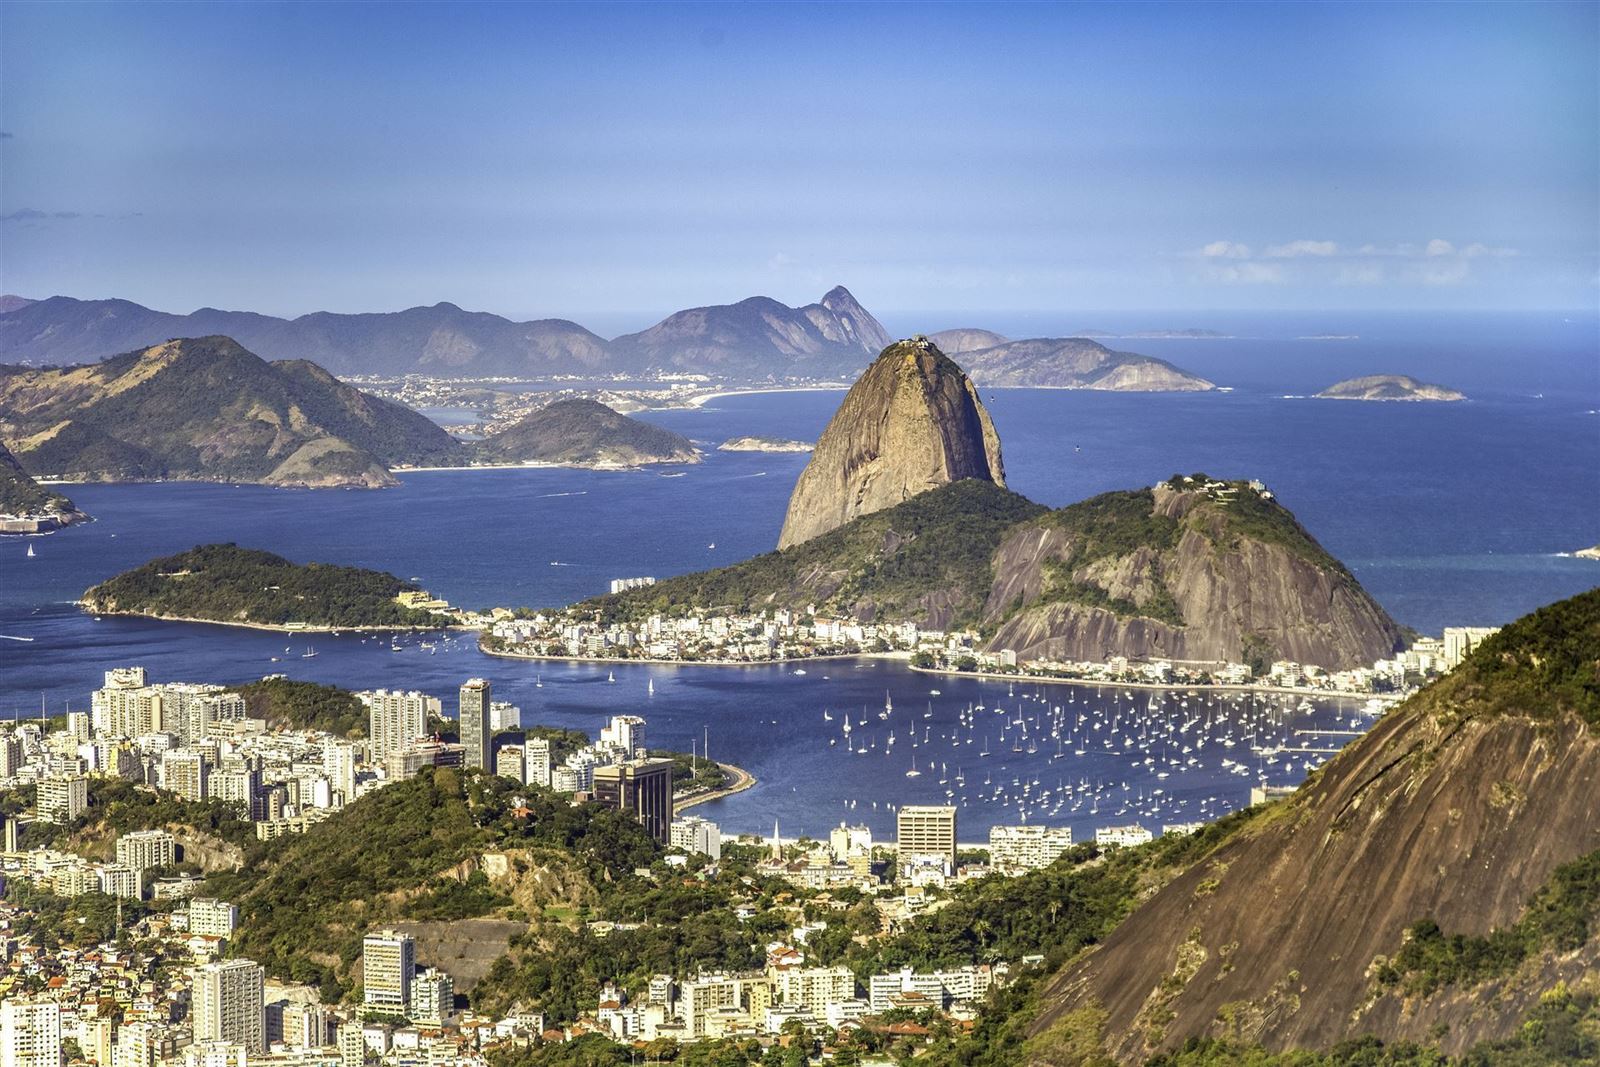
[81, 543, 461, 631]
[1317, 373, 1466, 401]
[1, 441, 88, 532]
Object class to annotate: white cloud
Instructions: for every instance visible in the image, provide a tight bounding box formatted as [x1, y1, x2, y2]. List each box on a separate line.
[1425, 238, 1456, 257]
[1264, 239, 1338, 258]
[1200, 240, 1251, 259]
[1202, 261, 1285, 285]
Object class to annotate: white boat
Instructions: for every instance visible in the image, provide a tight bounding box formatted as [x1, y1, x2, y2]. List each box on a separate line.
[607, 671, 615, 683]
[647, 679, 655, 696]
[905, 756, 921, 778]
[301, 647, 318, 659]
[26, 543, 35, 558]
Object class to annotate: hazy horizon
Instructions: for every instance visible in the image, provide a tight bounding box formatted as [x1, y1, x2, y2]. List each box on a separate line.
[3, 2, 1596, 319]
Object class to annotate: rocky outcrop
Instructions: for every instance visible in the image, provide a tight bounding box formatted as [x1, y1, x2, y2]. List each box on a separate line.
[777, 338, 1005, 549]
[1317, 374, 1466, 401]
[1030, 590, 1600, 1062]
[982, 478, 1404, 670]
[0, 441, 88, 527]
[961, 337, 1216, 391]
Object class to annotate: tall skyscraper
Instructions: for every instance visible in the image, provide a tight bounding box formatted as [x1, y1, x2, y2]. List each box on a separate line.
[897, 805, 958, 871]
[458, 679, 491, 771]
[362, 930, 416, 1013]
[592, 758, 675, 844]
[192, 959, 266, 1053]
[1, 1000, 61, 1067]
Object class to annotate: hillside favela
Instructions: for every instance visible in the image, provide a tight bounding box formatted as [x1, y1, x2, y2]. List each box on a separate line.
[2, 4, 1598, 1067]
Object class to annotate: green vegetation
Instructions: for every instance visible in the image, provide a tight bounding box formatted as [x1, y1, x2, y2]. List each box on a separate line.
[1043, 488, 1181, 563]
[9, 777, 258, 854]
[1377, 847, 1600, 995]
[1162, 474, 1347, 574]
[0, 335, 463, 485]
[203, 767, 658, 1001]
[0, 441, 80, 517]
[476, 398, 697, 466]
[648, 749, 731, 793]
[82, 543, 455, 629]
[1446, 589, 1600, 728]
[594, 480, 1046, 628]
[233, 677, 368, 737]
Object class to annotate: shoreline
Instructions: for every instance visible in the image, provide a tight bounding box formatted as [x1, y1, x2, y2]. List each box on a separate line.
[79, 606, 467, 636]
[674, 762, 756, 814]
[681, 385, 849, 409]
[479, 642, 906, 668]
[906, 663, 1396, 702]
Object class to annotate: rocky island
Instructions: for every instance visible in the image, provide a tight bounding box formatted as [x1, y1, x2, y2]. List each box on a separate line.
[1575, 544, 1600, 560]
[960, 336, 1217, 391]
[1317, 373, 1467, 401]
[81, 543, 460, 631]
[474, 397, 699, 468]
[586, 338, 1403, 671]
[779, 337, 1006, 549]
[0, 441, 88, 532]
[716, 436, 812, 453]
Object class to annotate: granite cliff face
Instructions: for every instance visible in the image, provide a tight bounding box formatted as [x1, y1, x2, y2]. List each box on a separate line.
[777, 338, 1005, 549]
[982, 477, 1404, 670]
[1030, 590, 1600, 1062]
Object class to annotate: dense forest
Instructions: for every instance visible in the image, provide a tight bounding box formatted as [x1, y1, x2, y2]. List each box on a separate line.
[81, 543, 457, 629]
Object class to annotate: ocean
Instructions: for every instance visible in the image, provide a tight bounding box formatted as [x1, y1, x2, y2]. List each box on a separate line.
[2, 311, 1596, 841]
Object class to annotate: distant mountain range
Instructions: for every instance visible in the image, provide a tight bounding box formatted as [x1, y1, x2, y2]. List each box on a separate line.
[0, 286, 890, 380]
[0, 336, 706, 488]
[0, 288, 1217, 389]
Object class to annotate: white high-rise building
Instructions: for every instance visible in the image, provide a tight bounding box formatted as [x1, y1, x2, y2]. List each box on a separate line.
[162, 750, 208, 802]
[111, 1022, 156, 1067]
[409, 968, 454, 1026]
[362, 930, 416, 1013]
[524, 737, 551, 788]
[494, 744, 525, 783]
[37, 775, 88, 824]
[988, 824, 1074, 872]
[117, 829, 177, 872]
[360, 690, 433, 762]
[1, 1000, 62, 1067]
[191, 959, 265, 1053]
[670, 816, 721, 859]
[896, 805, 957, 871]
[188, 898, 239, 938]
[323, 742, 357, 806]
[600, 715, 645, 757]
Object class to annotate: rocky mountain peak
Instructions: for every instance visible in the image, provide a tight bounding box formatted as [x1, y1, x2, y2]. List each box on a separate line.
[776, 338, 1005, 549]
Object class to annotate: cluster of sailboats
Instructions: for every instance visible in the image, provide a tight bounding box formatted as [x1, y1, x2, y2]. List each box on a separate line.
[824, 682, 1386, 830]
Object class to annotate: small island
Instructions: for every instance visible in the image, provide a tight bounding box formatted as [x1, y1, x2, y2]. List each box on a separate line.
[475, 398, 700, 468]
[1316, 374, 1466, 402]
[1574, 545, 1600, 561]
[717, 436, 813, 453]
[81, 543, 461, 631]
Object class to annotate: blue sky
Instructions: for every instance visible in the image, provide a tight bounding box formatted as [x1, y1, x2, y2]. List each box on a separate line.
[1, 2, 1596, 326]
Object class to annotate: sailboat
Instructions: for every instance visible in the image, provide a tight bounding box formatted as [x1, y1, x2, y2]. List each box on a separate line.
[535, 674, 543, 688]
[905, 755, 921, 778]
[607, 670, 615, 683]
[301, 647, 318, 659]
[648, 678, 655, 696]
[26, 543, 36, 558]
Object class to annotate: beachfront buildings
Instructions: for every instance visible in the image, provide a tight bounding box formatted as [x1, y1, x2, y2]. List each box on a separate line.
[988, 824, 1074, 872]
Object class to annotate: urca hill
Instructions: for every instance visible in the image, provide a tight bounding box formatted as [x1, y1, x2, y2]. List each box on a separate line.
[601, 338, 1404, 671]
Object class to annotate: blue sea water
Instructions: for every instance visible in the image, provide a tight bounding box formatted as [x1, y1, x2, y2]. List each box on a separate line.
[1, 312, 1595, 841]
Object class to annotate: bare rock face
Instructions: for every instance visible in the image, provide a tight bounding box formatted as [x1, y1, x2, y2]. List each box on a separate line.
[1030, 590, 1600, 1062]
[981, 478, 1404, 670]
[777, 338, 1005, 549]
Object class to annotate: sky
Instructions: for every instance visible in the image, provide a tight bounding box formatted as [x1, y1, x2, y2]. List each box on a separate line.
[1, 2, 1597, 327]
